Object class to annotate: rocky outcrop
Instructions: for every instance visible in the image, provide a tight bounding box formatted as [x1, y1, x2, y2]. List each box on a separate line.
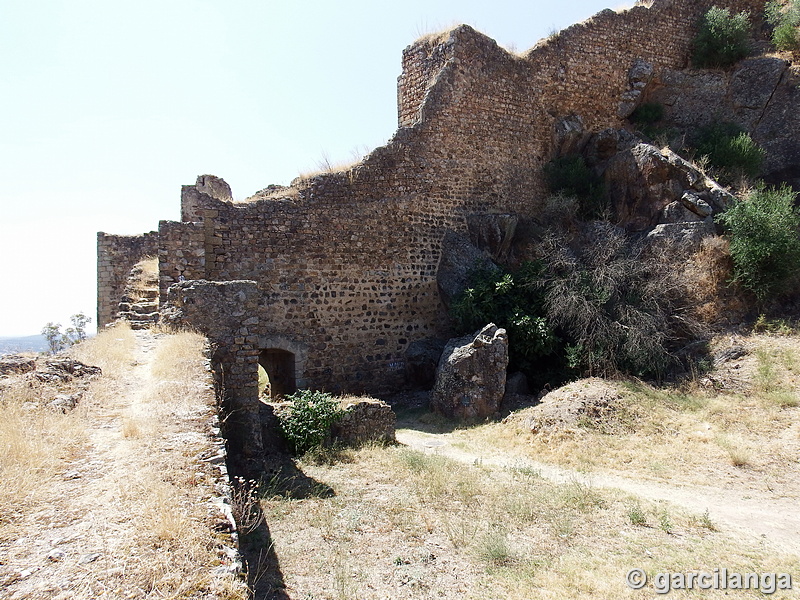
[648, 57, 800, 185]
[436, 231, 497, 307]
[0, 355, 36, 376]
[617, 59, 655, 118]
[332, 398, 396, 446]
[602, 142, 734, 233]
[431, 324, 508, 421]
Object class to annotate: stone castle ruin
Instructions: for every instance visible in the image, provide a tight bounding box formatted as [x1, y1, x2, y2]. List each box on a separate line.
[98, 0, 795, 473]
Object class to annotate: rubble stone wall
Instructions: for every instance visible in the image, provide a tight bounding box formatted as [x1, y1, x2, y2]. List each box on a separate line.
[100, 0, 768, 396]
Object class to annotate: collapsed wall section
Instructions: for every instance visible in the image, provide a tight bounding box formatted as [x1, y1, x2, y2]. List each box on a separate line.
[97, 231, 158, 328]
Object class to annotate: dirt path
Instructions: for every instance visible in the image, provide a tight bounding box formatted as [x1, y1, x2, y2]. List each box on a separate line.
[1, 330, 240, 599]
[396, 428, 800, 555]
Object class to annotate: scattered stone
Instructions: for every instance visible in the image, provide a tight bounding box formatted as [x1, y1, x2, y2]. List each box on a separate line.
[714, 345, 749, 366]
[431, 324, 508, 421]
[528, 378, 623, 433]
[78, 553, 100, 565]
[48, 394, 80, 413]
[0, 355, 36, 376]
[47, 549, 66, 562]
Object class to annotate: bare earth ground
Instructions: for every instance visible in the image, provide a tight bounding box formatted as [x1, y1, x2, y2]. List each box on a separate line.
[0, 327, 246, 600]
[260, 333, 800, 599]
[3, 329, 799, 599]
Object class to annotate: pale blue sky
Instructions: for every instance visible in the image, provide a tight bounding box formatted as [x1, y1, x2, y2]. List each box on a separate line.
[0, 0, 618, 336]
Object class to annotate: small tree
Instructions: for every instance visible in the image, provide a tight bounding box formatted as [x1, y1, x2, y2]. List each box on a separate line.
[716, 185, 800, 301]
[63, 313, 91, 345]
[692, 7, 752, 69]
[41, 322, 65, 355]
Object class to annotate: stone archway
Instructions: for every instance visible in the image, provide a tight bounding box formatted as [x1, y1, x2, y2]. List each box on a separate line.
[258, 349, 296, 399]
[256, 335, 309, 399]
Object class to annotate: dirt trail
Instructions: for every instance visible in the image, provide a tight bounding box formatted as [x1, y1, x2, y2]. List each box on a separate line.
[0, 329, 242, 599]
[396, 428, 800, 555]
[2, 331, 161, 598]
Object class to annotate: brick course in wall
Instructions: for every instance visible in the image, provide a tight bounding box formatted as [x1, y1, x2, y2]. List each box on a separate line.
[100, 0, 768, 409]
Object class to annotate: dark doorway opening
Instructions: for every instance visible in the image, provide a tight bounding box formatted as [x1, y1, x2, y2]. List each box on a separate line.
[259, 349, 296, 399]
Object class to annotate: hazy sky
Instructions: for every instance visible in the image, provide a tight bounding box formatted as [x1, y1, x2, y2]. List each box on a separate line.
[1, 0, 618, 337]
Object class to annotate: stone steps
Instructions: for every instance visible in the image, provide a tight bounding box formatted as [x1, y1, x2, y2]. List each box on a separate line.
[116, 261, 160, 330]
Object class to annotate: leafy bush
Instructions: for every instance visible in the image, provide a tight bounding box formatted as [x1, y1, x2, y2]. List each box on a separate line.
[451, 262, 558, 377]
[629, 102, 664, 125]
[275, 390, 343, 455]
[766, 0, 800, 50]
[693, 122, 764, 182]
[716, 185, 800, 300]
[691, 7, 751, 69]
[543, 156, 607, 220]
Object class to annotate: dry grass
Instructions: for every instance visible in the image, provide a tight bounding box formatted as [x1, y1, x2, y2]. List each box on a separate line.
[444, 333, 800, 490]
[261, 443, 800, 599]
[0, 326, 248, 599]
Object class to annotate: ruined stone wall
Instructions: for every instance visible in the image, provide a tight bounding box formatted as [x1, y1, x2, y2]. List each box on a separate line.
[97, 231, 158, 328]
[103, 0, 769, 397]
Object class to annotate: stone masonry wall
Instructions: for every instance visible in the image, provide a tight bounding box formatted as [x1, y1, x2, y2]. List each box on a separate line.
[97, 231, 158, 328]
[103, 0, 769, 400]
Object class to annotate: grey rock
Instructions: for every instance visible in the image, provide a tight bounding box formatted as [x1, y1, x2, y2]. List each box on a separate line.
[404, 338, 447, 389]
[680, 192, 713, 218]
[661, 201, 703, 224]
[436, 231, 496, 308]
[467, 213, 518, 262]
[553, 115, 590, 156]
[646, 221, 715, 250]
[431, 324, 509, 421]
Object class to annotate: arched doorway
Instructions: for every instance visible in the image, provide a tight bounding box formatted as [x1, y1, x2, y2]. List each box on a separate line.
[259, 349, 297, 399]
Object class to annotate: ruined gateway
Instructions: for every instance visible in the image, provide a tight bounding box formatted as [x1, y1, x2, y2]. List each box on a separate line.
[97, 0, 792, 473]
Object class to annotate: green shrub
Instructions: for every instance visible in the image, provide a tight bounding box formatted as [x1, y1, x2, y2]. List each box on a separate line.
[691, 7, 751, 69]
[629, 102, 664, 125]
[543, 156, 607, 220]
[693, 122, 764, 182]
[275, 390, 344, 455]
[716, 185, 800, 300]
[766, 0, 800, 50]
[451, 261, 559, 378]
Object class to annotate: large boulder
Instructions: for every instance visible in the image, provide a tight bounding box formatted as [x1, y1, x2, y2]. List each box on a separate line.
[527, 378, 623, 433]
[431, 324, 508, 421]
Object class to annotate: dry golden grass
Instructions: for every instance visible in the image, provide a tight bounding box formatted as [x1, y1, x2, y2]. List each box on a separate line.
[262, 443, 800, 599]
[0, 326, 248, 599]
[70, 320, 137, 376]
[0, 382, 87, 530]
[438, 333, 800, 491]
